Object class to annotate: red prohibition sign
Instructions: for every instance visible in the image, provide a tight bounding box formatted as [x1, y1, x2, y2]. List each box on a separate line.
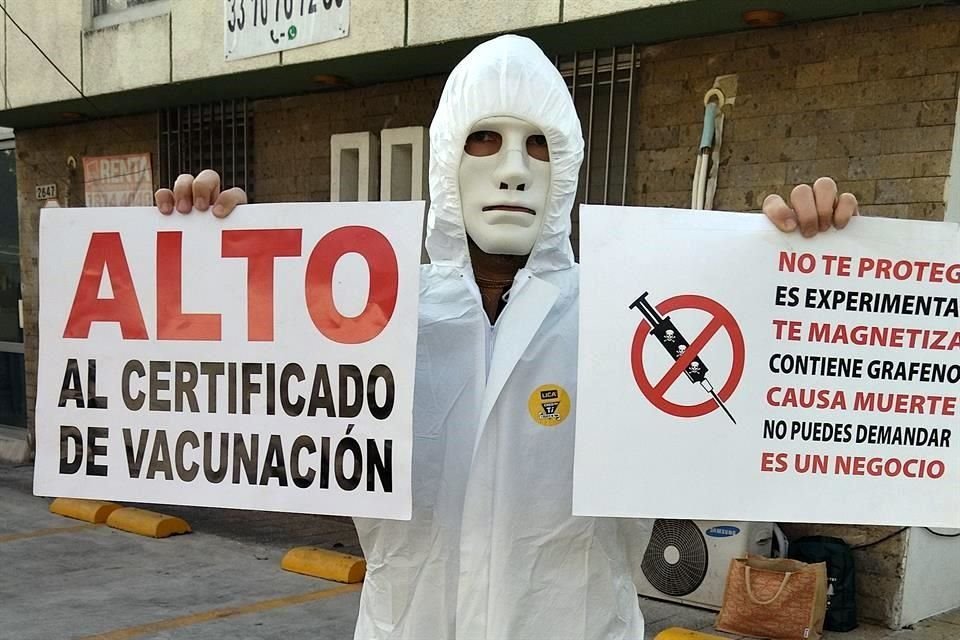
[631, 294, 745, 419]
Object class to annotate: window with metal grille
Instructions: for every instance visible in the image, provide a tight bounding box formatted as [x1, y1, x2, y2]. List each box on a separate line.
[555, 47, 638, 254]
[556, 46, 638, 207]
[158, 100, 254, 202]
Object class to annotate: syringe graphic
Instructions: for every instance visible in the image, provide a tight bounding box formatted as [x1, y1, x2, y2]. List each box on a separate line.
[630, 292, 736, 424]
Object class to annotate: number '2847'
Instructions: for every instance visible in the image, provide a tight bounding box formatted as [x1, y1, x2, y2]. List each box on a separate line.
[227, 0, 345, 32]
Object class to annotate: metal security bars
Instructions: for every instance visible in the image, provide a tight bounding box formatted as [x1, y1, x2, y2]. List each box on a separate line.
[555, 46, 638, 208]
[158, 100, 254, 201]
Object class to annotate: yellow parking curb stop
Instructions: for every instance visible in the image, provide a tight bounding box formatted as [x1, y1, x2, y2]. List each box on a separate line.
[281, 546, 366, 584]
[49, 498, 122, 524]
[654, 629, 726, 640]
[105, 507, 191, 538]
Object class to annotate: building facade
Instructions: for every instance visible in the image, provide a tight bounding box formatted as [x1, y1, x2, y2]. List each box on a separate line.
[0, 126, 24, 446]
[1, 0, 958, 629]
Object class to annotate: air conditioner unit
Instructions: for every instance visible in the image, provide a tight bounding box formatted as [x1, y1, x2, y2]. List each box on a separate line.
[633, 519, 775, 610]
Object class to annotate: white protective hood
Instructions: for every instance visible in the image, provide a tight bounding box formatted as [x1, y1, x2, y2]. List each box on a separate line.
[425, 34, 583, 273]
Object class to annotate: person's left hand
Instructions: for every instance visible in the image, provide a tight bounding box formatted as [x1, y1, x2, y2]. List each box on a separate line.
[762, 177, 858, 237]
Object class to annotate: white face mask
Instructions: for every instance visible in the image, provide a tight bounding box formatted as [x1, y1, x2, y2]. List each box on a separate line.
[458, 116, 551, 256]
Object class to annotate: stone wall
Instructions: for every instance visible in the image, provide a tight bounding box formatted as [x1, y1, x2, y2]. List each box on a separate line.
[632, 6, 958, 223]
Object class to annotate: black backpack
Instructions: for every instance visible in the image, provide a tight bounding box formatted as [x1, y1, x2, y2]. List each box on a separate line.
[789, 535, 858, 632]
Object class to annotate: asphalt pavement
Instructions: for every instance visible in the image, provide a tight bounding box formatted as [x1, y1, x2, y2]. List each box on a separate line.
[2, 463, 958, 640]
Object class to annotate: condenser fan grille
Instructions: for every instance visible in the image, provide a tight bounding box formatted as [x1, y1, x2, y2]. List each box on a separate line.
[641, 519, 709, 597]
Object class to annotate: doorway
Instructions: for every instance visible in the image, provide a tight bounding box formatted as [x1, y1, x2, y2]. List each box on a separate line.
[0, 135, 26, 429]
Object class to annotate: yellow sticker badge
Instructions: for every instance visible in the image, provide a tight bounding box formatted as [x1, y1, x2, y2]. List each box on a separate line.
[528, 384, 571, 427]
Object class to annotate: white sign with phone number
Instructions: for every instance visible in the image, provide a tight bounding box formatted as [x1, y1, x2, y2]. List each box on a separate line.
[225, 0, 349, 61]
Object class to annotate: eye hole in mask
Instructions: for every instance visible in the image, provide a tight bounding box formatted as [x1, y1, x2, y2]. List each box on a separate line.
[465, 131, 550, 162]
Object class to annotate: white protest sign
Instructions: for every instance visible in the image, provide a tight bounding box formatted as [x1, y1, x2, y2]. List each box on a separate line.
[35, 202, 423, 520]
[575, 206, 960, 527]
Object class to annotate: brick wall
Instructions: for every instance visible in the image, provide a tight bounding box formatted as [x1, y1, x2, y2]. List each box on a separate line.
[632, 6, 959, 222]
[14, 114, 157, 450]
[253, 77, 446, 202]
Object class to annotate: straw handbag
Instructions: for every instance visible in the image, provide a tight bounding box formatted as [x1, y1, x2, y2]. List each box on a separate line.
[716, 556, 828, 640]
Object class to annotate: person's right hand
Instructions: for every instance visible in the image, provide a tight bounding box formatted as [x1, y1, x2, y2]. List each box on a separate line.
[154, 169, 248, 218]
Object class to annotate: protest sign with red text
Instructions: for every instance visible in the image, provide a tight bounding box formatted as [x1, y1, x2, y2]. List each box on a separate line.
[36, 202, 423, 520]
[575, 206, 959, 527]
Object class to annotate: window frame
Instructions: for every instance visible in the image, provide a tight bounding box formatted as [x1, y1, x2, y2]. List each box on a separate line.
[84, 0, 171, 31]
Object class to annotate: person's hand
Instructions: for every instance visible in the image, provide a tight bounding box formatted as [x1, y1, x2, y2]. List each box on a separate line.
[154, 169, 248, 218]
[762, 177, 858, 237]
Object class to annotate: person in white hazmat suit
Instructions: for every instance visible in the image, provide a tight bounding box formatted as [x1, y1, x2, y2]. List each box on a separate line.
[352, 34, 645, 639]
[156, 34, 858, 640]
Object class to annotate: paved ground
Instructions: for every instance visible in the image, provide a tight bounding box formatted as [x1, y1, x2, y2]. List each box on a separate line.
[2, 463, 958, 640]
